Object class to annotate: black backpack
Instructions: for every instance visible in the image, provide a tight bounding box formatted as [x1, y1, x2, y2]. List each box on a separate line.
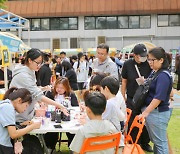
[132, 70, 171, 111]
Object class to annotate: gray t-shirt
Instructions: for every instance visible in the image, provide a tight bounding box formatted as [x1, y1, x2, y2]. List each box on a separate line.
[0, 99, 15, 147]
[92, 57, 119, 80]
[70, 120, 117, 154]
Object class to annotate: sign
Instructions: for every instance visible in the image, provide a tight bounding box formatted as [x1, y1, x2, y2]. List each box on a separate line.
[0, 46, 10, 67]
[0, 34, 21, 52]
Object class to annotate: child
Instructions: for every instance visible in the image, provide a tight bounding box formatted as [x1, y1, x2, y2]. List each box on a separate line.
[100, 76, 126, 146]
[100, 76, 125, 131]
[70, 91, 118, 154]
[0, 87, 41, 154]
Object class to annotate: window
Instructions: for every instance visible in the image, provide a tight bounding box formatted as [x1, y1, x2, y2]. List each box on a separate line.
[60, 18, 68, 30]
[107, 17, 117, 29]
[31, 19, 40, 30]
[69, 18, 78, 29]
[129, 16, 139, 28]
[140, 16, 150, 28]
[118, 16, 128, 28]
[50, 18, 60, 30]
[84, 17, 95, 29]
[158, 15, 168, 27]
[41, 19, 49, 30]
[169, 15, 180, 26]
[96, 17, 106, 29]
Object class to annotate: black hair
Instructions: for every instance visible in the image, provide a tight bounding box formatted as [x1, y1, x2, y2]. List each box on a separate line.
[71, 55, 78, 60]
[25, 48, 43, 65]
[148, 47, 169, 69]
[4, 87, 32, 104]
[60, 51, 66, 55]
[61, 61, 72, 71]
[83, 91, 106, 115]
[100, 76, 119, 95]
[43, 53, 50, 62]
[89, 72, 108, 88]
[97, 43, 109, 53]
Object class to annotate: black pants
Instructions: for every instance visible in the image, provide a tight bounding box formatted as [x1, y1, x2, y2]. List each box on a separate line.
[126, 97, 150, 145]
[44, 133, 59, 149]
[0, 144, 14, 154]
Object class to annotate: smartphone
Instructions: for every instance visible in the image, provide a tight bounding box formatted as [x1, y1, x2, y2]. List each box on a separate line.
[54, 125, 62, 128]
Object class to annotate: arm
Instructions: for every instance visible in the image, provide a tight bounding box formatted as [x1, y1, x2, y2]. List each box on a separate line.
[121, 78, 127, 101]
[41, 95, 68, 115]
[7, 122, 41, 139]
[140, 99, 161, 118]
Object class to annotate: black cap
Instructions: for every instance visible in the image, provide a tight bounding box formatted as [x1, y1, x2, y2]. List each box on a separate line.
[132, 44, 147, 57]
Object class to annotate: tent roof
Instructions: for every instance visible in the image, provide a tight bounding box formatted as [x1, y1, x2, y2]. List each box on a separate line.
[0, 9, 29, 29]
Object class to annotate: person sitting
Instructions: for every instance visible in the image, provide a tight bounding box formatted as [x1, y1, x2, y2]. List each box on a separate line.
[0, 87, 41, 154]
[70, 91, 118, 154]
[44, 77, 78, 152]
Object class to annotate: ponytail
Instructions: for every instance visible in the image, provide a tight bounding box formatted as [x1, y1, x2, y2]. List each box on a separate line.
[4, 87, 32, 104]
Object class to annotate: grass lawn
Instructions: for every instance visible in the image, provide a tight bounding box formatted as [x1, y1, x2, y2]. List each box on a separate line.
[54, 109, 180, 154]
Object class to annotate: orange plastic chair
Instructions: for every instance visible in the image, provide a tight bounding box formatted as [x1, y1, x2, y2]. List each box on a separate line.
[124, 108, 132, 142]
[125, 108, 132, 130]
[123, 116, 145, 154]
[80, 132, 121, 154]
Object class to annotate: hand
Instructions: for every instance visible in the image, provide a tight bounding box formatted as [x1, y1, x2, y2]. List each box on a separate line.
[20, 120, 33, 126]
[31, 122, 41, 129]
[139, 111, 149, 119]
[61, 106, 69, 116]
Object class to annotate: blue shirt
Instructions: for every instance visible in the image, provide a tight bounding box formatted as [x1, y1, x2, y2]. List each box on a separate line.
[146, 71, 172, 112]
[0, 99, 16, 147]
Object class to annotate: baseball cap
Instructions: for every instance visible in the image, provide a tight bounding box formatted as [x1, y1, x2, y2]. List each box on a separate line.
[132, 44, 147, 57]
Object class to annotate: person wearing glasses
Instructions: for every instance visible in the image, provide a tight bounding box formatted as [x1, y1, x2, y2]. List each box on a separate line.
[91, 43, 119, 80]
[139, 47, 172, 154]
[10, 48, 68, 124]
[121, 44, 153, 152]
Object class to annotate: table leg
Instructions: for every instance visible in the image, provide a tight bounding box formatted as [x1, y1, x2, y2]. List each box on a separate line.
[38, 134, 50, 154]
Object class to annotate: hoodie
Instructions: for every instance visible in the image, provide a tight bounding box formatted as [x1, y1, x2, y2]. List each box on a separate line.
[10, 66, 43, 122]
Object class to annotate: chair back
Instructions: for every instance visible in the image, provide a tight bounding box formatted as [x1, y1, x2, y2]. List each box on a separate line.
[80, 132, 121, 154]
[124, 108, 132, 142]
[125, 116, 145, 144]
[125, 108, 132, 129]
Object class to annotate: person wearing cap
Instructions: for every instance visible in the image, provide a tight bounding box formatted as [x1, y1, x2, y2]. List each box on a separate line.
[121, 44, 153, 152]
[92, 43, 119, 80]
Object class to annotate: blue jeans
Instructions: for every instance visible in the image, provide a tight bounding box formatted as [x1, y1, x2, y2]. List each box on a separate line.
[142, 108, 170, 154]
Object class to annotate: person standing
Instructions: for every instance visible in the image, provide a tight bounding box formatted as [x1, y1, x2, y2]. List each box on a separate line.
[175, 54, 180, 90]
[121, 44, 153, 152]
[38, 53, 52, 87]
[139, 47, 172, 154]
[10, 48, 67, 123]
[92, 43, 119, 80]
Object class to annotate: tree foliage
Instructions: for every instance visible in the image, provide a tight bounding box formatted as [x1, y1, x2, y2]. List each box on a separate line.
[0, 0, 7, 9]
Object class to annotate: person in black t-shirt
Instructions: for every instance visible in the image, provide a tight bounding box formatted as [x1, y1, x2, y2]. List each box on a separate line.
[121, 44, 153, 152]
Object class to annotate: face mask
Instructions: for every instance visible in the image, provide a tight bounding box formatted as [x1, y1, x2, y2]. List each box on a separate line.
[139, 57, 147, 62]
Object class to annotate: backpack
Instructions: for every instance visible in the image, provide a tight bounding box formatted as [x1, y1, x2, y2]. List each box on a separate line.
[132, 70, 171, 111]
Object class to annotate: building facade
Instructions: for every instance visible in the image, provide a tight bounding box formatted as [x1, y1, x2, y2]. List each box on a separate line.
[4, 0, 180, 52]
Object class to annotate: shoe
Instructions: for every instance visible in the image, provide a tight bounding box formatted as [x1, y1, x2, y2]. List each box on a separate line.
[141, 144, 153, 152]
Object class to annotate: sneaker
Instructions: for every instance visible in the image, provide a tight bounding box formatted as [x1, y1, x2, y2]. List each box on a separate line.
[141, 144, 153, 152]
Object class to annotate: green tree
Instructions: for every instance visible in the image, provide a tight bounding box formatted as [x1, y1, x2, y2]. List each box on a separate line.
[0, 0, 7, 9]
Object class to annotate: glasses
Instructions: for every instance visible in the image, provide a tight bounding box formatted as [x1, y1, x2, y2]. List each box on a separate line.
[33, 60, 43, 67]
[147, 58, 157, 62]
